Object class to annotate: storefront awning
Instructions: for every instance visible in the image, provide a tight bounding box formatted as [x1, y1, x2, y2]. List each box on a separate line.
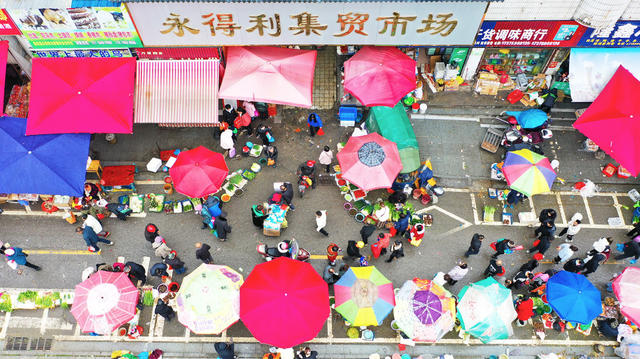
[134, 59, 219, 127]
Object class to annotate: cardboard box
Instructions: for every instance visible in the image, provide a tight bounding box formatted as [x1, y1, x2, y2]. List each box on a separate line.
[263, 227, 281, 237]
[475, 73, 500, 96]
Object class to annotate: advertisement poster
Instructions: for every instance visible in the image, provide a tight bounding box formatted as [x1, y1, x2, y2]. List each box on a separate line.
[32, 49, 132, 57]
[127, 1, 487, 46]
[0, 9, 21, 35]
[8, 6, 142, 49]
[578, 21, 640, 47]
[475, 21, 588, 47]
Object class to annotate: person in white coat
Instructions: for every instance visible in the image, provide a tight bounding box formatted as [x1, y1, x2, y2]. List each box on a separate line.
[81, 214, 109, 238]
[372, 200, 390, 228]
[445, 262, 469, 286]
[556, 213, 582, 242]
[318, 146, 333, 173]
[220, 124, 235, 158]
[315, 210, 328, 236]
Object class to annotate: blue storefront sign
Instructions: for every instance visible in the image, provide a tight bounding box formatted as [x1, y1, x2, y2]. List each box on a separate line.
[577, 21, 640, 47]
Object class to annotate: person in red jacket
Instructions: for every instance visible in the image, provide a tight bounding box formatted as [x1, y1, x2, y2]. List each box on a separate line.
[326, 243, 341, 265]
[408, 223, 425, 247]
[516, 295, 534, 326]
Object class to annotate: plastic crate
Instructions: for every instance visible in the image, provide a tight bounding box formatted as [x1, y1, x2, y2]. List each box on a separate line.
[339, 106, 358, 121]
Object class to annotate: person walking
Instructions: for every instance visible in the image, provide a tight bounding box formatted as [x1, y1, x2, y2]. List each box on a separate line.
[76, 226, 113, 253]
[307, 113, 323, 137]
[371, 232, 392, 259]
[445, 262, 469, 285]
[195, 242, 213, 264]
[345, 240, 364, 261]
[556, 213, 582, 243]
[563, 258, 585, 273]
[538, 208, 557, 224]
[492, 239, 515, 258]
[581, 252, 606, 277]
[615, 239, 640, 262]
[326, 243, 341, 265]
[553, 244, 578, 264]
[484, 258, 505, 278]
[298, 161, 317, 190]
[214, 213, 232, 242]
[144, 223, 160, 243]
[124, 261, 146, 285]
[516, 295, 534, 326]
[81, 214, 110, 238]
[359, 224, 376, 244]
[318, 146, 333, 173]
[534, 221, 556, 239]
[386, 240, 404, 263]
[527, 235, 552, 256]
[464, 233, 484, 257]
[315, 210, 329, 236]
[4, 247, 41, 272]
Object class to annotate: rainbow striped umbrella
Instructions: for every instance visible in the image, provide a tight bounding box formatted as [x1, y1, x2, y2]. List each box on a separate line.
[502, 149, 556, 197]
[334, 266, 395, 326]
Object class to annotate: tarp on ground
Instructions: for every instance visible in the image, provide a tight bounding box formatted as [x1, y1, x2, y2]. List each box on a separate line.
[365, 102, 420, 173]
[0, 116, 90, 196]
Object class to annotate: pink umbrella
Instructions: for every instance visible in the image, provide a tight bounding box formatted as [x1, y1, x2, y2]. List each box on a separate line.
[613, 267, 640, 324]
[169, 146, 229, 198]
[344, 46, 416, 107]
[70, 271, 139, 335]
[336, 133, 402, 191]
[573, 66, 640, 176]
[27, 57, 136, 135]
[219, 46, 316, 108]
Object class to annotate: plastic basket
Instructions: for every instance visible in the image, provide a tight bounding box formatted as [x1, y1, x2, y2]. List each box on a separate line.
[339, 106, 358, 122]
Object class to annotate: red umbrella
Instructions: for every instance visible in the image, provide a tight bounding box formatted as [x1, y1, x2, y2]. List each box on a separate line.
[169, 146, 229, 198]
[344, 46, 416, 107]
[70, 271, 139, 335]
[240, 257, 329, 347]
[573, 65, 640, 176]
[336, 133, 402, 191]
[219, 46, 317, 108]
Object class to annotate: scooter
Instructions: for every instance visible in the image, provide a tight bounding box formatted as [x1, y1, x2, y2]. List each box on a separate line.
[257, 238, 310, 262]
[298, 175, 312, 198]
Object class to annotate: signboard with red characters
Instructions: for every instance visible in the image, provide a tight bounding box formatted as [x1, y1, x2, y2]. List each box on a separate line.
[0, 9, 21, 35]
[474, 20, 588, 47]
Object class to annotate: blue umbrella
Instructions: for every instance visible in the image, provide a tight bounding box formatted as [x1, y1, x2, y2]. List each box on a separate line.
[505, 109, 548, 129]
[546, 271, 602, 324]
[0, 116, 90, 196]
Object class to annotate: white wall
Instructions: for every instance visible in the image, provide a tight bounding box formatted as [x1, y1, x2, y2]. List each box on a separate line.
[485, 0, 582, 21]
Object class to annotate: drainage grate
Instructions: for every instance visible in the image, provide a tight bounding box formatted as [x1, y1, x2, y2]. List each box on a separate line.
[29, 337, 52, 351]
[5, 337, 52, 351]
[5, 336, 29, 350]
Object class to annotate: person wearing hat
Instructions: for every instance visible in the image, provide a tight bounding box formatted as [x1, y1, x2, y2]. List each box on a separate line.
[306, 113, 323, 137]
[326, 243, 341, 265]
[346, 240, 364, 261]
[144, 223, 159, 243]
[298, 161, 317, 189]
[4, 246, 41, 272]
[213, 213, 232, 242]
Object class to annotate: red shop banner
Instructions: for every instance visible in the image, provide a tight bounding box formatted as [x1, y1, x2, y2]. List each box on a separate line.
[474, 21, 588, 47]
[0, 9, 21, 35]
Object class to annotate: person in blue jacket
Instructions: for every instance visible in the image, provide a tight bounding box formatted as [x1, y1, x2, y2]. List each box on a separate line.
[307, 113, 323, 137]
[4, 246, 41, 271]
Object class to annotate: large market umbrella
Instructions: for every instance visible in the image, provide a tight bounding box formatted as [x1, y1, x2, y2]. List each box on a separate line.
[219, 46, 316, 108]
[334, 266, 395, 326]
[240, 257, 329, 348]
[169, 146, 229, 198]
[176, 264, 244, 334]
[456, 277, 517, 343]
[573, 65, 640, 176]
[546, 271, 602, 324]
[0, 116, 90, 196]
[336, 132, 402, 191]
[393, 278, 456, 342]
[344, 46, 416, 107]
[502, 149, 556, 197]
[27, 57, 135, 135]
[505, 109, 548, 129]
[613, 267, 640, 325]
[70, 271, 138, 335]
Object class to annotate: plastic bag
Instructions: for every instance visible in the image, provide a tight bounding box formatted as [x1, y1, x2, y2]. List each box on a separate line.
[575, 179, 599, 198]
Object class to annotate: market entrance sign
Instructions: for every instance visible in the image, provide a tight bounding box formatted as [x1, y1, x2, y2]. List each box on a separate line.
[474, 21, 588, 47]
[7, 5, 141, 49]
[127, 1, 486, 46]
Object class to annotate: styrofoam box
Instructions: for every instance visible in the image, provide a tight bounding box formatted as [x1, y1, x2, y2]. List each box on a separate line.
[146, 158, 162, 173]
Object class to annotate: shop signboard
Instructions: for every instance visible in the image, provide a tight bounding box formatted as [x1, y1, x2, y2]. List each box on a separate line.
[32, 49, 132, 58]
[474, 21, 588, 47]
[7, 6, 142, 49]
[577, 21, 640, 47]
[127, 1, 487, 46]
[0, 9, 21, 35]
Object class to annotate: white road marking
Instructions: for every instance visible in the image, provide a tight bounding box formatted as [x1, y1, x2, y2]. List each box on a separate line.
[613, 195, 626, 226]
[40, 308, 49, 335]
[0, 312, 10, 339]
[411, 114, 480, 122]
[470, 193, 480, 225]
[556, 193, 567, 225]
[3, 316, 72, 331]
[583, 195, 595, 225]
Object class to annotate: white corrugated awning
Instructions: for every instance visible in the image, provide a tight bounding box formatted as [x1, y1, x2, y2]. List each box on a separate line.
[134, 59, 219, 127]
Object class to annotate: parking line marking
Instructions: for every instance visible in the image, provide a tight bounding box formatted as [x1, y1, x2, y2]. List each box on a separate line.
[583, 196, 595, 225]
[613, 195, 626, 226]
[40, 308, 49, 335]
[556, 193, 567, 226]
[24, 249, 98, 255]
[470, 193, 480, 225]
